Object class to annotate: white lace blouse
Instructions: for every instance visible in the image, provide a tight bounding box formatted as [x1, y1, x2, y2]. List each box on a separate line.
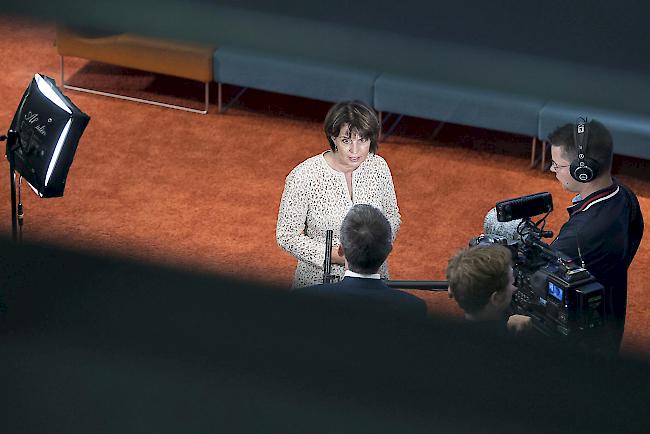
[276, 151, 401, 288]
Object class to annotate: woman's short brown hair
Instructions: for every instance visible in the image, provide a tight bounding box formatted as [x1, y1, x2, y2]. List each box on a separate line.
[446, 245, 513, 315]
[323, 101, 380, 153]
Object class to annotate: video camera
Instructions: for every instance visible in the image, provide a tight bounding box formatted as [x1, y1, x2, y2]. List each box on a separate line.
[471, 193, 605, 337]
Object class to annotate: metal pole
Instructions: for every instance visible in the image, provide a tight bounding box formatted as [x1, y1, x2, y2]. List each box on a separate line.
[4, 131, 18, 242]
[323, 229, 333, 284]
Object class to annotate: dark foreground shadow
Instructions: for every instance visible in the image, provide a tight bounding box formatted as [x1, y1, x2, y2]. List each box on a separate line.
[0, 238, 648, 434]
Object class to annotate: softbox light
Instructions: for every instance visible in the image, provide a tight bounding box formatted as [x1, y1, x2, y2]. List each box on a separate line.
[8, 74, 89, 198]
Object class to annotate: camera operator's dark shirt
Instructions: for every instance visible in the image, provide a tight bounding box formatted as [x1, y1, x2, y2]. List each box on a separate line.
[551, 180, 644, 323]
[464, 315, 509, 334]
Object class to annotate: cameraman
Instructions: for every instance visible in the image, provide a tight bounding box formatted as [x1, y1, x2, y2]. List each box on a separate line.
[548, 120, 644, 349]
[447, 245, 531, 334]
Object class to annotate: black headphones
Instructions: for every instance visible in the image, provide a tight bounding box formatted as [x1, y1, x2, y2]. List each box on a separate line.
[569, 116, 600, 183]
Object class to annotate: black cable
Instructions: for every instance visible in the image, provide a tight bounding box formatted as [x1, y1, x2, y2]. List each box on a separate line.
[516, 219, 526, 237]
[534, 210, 551, 230]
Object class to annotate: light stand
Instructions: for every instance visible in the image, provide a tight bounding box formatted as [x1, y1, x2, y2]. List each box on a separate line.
[1, 131, 19, 242]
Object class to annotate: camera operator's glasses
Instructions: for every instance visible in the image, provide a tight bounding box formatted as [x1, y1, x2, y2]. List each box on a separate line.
[550, 160, 570, 170]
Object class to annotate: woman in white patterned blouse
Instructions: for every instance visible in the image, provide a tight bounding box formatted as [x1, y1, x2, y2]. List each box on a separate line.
[276, 101, 401, 288]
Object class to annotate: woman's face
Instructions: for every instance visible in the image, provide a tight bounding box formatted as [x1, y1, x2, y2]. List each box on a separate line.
[331, 124, 371, 171]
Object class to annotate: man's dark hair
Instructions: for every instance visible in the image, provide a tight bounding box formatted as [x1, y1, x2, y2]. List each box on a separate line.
[548, 119, 614, 172]
[340, 204, 392, 274]
[446, 245, 512, 315]
[324, 101, 380, 154]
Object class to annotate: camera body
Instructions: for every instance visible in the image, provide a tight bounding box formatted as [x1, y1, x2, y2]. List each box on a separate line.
[472, 230, 604, 337]
[473, 192, 605, 337]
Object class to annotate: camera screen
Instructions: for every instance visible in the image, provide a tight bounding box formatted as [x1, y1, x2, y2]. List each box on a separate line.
[548, 281, 564, 302]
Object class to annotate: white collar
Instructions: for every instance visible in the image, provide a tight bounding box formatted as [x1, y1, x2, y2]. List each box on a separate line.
[344, 270, 381, 280]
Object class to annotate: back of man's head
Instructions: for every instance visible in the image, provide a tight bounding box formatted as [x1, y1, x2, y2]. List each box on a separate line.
[446, 245, 512, 315]
[548, 119, 614, 173]
[340, 204, 392, 274]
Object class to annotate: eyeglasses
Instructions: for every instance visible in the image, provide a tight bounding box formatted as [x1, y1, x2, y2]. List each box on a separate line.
[550, 160, 570, 170]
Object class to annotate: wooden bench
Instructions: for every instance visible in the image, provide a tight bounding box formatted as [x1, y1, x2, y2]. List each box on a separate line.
[56, 26, 216, 114]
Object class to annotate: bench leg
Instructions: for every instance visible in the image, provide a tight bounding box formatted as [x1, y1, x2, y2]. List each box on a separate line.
[378, 112, 404, 143]
[60, 56, 209, 114]
[383, 114, 404, 142]
[60, 55, 65, 87]
[218, 85, 248, 114]
[204, 82, 209, 114]
[530, 136, 537, 168]
[218, 82, 222, 113]
[530, 137, 552, 170]
[429, 120, 446, 141]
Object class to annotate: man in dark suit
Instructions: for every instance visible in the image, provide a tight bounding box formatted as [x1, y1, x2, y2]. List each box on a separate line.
[299, 204, 427, 318]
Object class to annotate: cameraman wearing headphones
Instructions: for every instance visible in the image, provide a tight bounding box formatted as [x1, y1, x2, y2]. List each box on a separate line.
[548, 119, 644, 351]
[447, 244, 531, 334]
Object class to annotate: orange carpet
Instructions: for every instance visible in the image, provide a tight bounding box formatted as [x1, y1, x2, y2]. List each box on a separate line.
[1, 16, 649, 357]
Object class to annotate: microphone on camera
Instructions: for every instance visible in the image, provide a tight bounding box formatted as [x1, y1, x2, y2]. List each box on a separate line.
[483, 208, 522, 242]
